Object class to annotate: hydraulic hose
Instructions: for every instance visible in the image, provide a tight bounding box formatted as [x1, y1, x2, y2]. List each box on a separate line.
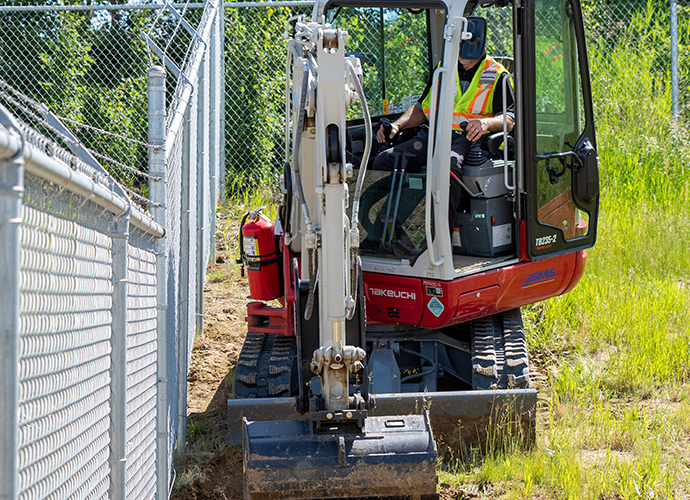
[285, 41, 304, 165]
[399, 347, 438, 384]
[345, 59, 372, 320]
[292, 61, 314, 236]
[293, 62, 320, 321]
[304, 248, 317, 321]
[345, 59, 372, 230]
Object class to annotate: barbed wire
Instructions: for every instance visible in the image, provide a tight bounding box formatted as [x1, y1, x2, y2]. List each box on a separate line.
[0, 79, 160, 182]
[0, 87, 108, 184]
[88, 148, 163, 182]
[55, 116, 161, 152]
[124, 186, 163, 208]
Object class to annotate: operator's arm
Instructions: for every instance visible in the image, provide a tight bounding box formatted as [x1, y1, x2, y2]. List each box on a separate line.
[465, 114, 514, 142]
[376, 105, 427, 143]
[465, 72, 515, 142]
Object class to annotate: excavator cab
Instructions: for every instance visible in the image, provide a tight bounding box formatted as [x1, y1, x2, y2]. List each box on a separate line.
[230, 0, 599, 498]
[343, 0, 598, 275]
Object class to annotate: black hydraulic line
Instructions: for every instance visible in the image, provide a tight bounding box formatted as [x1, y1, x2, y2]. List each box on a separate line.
[294, 267, 307, 413]
[400, 347, 437, 368]
[399, 347, 438, 383]
[304, 248, 317, 321]
[401, 365, 436, 384]
[356, 256, 368, 402]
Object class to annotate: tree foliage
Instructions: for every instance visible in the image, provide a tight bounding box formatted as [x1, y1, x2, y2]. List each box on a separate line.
[0, 5, 158, 192]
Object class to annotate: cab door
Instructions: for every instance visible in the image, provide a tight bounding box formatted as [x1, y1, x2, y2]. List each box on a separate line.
[520, 0, 599, 258]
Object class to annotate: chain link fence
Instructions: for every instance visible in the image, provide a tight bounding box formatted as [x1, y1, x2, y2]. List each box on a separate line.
[1, 0, 685, 190]
[0, 98, 165, 500]
[0, 0, 222, 498]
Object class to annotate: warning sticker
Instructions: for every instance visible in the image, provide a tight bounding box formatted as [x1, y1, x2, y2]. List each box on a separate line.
[492, 223, 512, 248]
[452, 228, 462, 247]
[243, 236, 258, 257]
[427, 297, 445, 317]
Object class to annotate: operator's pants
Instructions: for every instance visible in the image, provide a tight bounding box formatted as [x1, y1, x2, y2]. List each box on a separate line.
[372, 130, 472, 226]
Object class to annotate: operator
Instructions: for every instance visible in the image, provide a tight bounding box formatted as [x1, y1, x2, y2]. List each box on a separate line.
[373, 40, 514, 226]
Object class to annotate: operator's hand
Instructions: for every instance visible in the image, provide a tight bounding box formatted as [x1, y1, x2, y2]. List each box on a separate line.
[466, 119, 488, 142]
[376, 122, 399, 143]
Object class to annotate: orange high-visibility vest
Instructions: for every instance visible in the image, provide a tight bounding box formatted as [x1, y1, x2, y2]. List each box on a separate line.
[421, 56, 509, 130]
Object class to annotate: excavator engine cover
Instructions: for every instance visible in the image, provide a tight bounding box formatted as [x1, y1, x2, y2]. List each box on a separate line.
[242, 412, 438, 500]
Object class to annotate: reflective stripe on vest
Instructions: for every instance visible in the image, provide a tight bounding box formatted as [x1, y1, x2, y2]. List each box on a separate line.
[422, 56, 508, 130]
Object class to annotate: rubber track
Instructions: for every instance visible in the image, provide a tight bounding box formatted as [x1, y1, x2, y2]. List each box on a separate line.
[471, 309, 529, 390]
[234, 331, 296, 398]
[500, 308, 530, 389]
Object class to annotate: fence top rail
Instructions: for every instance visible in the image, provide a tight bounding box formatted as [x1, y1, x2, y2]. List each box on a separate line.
[0, 125, 164, 238]
[0, 1, 314, 12]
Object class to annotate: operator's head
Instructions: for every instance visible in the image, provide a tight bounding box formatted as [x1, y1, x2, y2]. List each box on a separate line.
[458, 16, 487, 65]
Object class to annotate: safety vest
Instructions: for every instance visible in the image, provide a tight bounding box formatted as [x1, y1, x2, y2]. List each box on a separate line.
[421, 56, 509, 130]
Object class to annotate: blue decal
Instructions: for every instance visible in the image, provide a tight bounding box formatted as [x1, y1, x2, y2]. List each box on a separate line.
[522, 268, 557, 288]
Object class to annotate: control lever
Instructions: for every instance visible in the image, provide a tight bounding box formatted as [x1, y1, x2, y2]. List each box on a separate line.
[379, 117, 394, 151]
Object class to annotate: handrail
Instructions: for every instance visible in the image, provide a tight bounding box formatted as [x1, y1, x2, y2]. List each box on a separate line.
[503, 73, 515, 192]
[425, 66, 447, 267]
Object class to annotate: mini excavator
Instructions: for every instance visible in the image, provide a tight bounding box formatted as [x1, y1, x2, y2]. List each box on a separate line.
[230, 0, 599, 497]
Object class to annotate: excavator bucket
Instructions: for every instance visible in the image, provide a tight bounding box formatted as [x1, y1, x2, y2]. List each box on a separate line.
[242, 412, 438, 500]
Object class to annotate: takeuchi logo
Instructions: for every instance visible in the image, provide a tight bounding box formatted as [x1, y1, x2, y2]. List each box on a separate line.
[521, 268, 556, 288]
[370, 288, 416, 300]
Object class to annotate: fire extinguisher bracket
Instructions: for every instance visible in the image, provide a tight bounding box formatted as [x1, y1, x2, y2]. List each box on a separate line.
[238, 251, 280, 272]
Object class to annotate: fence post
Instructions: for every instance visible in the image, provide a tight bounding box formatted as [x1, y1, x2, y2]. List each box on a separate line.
[148, 65, 170, 500]
[219, 3, 226, 205]
[196, 50, 208, 339]
[209, 0, 220, 265]
[671, 0, 679, 122]
[0, 119, 23, 500]
[109, 210, 130, 500]
[177, 103, 194, 454]
[209, 2, 225, 263]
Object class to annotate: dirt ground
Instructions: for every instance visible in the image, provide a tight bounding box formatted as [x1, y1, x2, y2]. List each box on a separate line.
[170, 206, 249, 500]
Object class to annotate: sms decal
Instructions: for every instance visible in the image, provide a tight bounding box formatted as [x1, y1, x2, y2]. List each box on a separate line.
[522, 268, 556, 288]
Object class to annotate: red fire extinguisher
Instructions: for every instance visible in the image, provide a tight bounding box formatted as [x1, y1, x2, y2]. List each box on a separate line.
[238, 207, 282, 301]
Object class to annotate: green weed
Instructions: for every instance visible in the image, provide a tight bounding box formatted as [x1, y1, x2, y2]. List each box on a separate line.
[187, 420, 209, 441]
